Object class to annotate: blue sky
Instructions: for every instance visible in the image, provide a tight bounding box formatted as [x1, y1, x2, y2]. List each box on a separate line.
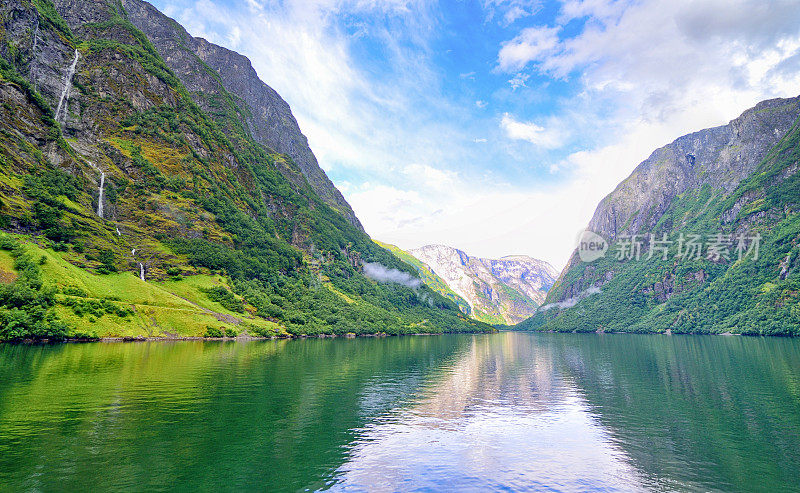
[152, 0, 800, 268]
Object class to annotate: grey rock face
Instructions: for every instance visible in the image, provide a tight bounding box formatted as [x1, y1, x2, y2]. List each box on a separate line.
[1, 0, 78, 127]
[116, 0, 363, 230]
[409, 245, 558, 325]
[587, 96, 800, 240]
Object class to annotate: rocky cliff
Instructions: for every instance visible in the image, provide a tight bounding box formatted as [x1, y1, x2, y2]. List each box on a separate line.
[588, 96, 800, 243]
[519, 96, 800, 335]
[409, 245, 558, 325]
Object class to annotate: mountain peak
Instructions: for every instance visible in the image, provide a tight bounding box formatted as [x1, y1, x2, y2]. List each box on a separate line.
[407, 245, 557, 325]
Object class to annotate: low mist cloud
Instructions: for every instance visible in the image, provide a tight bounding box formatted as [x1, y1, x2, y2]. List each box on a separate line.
[538, 286, 601, 312]
[362, 262, 423, 289]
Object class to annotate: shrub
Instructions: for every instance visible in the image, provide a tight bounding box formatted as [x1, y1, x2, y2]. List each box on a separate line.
[203, 326, 224, 338]
[201, 285, 245, 313]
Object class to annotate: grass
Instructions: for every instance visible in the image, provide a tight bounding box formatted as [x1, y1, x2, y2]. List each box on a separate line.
[157, 274, 245, 316]
[1, 238, 285, 338]
[323, 282, 356, 304]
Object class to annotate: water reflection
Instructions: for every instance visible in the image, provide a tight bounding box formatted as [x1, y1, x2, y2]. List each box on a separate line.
[1, 333, 798, 492]
[333, 334, 645, 491]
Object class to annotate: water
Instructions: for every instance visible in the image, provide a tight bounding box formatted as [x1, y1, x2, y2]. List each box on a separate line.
[55, 49, 79, 125]
[97, 170, 105, 218]
[0, 333, 798, 492]
[86, 162, 106, 219]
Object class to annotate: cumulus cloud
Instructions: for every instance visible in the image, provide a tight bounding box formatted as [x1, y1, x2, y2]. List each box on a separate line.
[507, 72, 530, 90]
[362, 262, 423, 289]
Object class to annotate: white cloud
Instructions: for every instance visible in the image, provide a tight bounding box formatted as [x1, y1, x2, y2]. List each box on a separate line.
[557, 0, 627, 24]
[402, 164, 458, 191]
[501, 113, 565, 149]
[479, 0, 800, 266]
[508, 72, 530, 90]
[354, 0, 800, 269]
[497, 26, 561, 72]
[483, 0, 542, 26]
[164, 0, 456, 179]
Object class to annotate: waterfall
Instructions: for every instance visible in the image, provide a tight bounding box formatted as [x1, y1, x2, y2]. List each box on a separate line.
[96, 171, 105, 218]
[32, 21, 39, 56]
[139, 262, 145, 281]
[55, 49, 79, 125]
[86, 162, 105, 218]
[31, 21, 39, 89]
[115, 224, 121, 236]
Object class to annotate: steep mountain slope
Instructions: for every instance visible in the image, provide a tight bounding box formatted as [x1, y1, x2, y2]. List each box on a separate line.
[408, 245, 558, 325]
[518, 96, 800, 335]
[375, 241, 471, 316]
[0, 0, 491, 340]
[118, 0, 363, 230]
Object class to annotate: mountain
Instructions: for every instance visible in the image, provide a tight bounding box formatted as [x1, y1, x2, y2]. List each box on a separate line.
[518, 96, 800, 335]
[119, 0, 362, 230]
[0, 0, 492, 340]
[374, 241, 472, 316]
[407, 245, 558, 325]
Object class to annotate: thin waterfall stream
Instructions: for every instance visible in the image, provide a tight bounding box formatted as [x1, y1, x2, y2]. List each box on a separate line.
[86, 162, 106, 219]
[96, 171, 105, 218]
[31, 20, 39, 89]
[55, 49, 79, 125]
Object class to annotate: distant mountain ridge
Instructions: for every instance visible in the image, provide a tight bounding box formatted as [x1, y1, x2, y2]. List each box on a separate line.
[375, 241, 472, 316]
[407, 245, 558, 325]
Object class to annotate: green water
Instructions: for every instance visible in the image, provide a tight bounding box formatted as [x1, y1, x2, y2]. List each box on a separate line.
[0, 333, 799, 492]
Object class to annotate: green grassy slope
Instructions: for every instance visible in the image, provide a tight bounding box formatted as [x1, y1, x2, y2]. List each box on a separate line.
[518, 120, 800, 335]
[0, 234, 283, 339]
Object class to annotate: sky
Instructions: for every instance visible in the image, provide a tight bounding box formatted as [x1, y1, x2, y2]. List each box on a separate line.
[152, 0, 800, 269]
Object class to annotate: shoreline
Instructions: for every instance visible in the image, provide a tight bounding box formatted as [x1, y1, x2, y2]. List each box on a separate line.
[5, 329, 796, 344]
[3, 331, 491, 345]
[510, 329, 797, 337]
